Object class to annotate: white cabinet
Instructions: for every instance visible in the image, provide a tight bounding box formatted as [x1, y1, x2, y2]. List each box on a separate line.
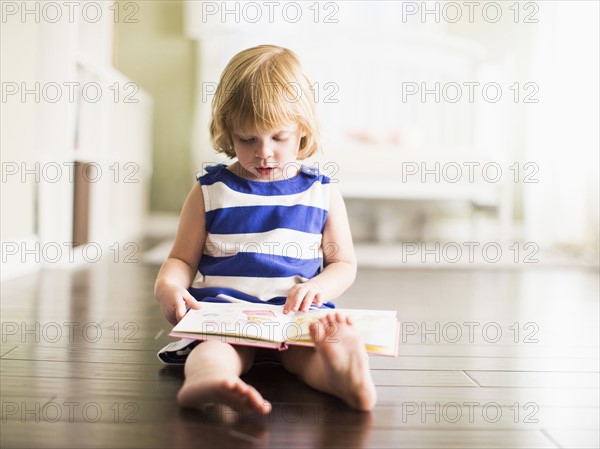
[1, 2, 152, 279]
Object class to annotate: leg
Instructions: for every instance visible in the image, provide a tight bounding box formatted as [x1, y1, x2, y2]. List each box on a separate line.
[280, 312, 376, 411]
[177, 340, 271, 414]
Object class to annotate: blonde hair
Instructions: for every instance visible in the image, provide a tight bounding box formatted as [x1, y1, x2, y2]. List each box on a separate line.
[210, 45, 321, 159]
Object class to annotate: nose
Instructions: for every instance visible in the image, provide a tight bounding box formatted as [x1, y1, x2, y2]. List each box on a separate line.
[254, 140, 274, 160]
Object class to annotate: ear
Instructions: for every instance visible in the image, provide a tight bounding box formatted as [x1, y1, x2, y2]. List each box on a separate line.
[299, 136, 307, 149]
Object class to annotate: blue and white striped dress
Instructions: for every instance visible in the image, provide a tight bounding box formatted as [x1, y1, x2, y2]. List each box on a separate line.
[188, 163, 335, 309]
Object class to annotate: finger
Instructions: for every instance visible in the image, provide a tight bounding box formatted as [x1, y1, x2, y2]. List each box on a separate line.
[167, 306, 178, 326]
[294, 288, 311, 312]
[283, 292, 293, 314]
[313, 293, 323, 307]
[284, 296, 300, 314]
[283, 297, 293, 314]
[182, 293, 201, 310]
[300, 291, 315, 311]
[174, 302, 187, 324]
[284, 287, 302, 314]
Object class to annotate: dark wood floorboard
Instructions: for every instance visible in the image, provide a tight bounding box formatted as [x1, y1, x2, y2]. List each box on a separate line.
[1, 261, 598, 448]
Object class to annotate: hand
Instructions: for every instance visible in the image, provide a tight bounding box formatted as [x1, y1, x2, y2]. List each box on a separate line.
[155, 282, 201, 325]
[284, 281, 324, 314]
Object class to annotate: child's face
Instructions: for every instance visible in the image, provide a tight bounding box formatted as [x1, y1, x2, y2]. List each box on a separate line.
[231, 123, 306, 181]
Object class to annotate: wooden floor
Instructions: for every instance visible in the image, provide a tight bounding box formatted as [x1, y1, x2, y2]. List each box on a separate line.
[1, 256, 599, 448]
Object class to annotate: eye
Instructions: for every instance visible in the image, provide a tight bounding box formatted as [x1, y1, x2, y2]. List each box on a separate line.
[239, 137, 255, 144]
[273, 136, 288, 142]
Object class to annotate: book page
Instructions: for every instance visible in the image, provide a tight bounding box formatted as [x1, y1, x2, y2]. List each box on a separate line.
[172, 302, 295, 343]
[171, 303, 399, 356]
[290, 308, 399, 350]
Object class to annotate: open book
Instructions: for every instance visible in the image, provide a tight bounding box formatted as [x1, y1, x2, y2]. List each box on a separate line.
[169, 302, 399, 357]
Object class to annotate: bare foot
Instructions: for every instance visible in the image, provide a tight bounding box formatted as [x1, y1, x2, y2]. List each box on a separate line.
[309, 312, 377, 411]
[177, 376, 271, 416]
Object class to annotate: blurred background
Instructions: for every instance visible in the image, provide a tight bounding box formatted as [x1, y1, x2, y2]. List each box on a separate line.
[1, 0, 598, 279]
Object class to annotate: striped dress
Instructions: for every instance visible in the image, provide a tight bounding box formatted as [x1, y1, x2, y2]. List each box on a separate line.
[188, 163, 335, 309]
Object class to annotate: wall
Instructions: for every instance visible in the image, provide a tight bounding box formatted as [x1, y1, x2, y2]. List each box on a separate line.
[0, 19, 39, 240]
[113, 0, 197, 213]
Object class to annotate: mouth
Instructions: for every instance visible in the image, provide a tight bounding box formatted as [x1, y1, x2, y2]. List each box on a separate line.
[255, 162, 279, 178]
[256, 166, 276, 177]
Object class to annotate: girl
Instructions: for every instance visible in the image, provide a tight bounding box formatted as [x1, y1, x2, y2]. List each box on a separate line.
[154, 45, 376, 413]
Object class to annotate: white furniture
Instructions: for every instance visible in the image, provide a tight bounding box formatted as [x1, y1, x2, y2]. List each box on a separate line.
[37, 9, 153, 263]
[306, 32, 515, 244]
[1, 3, 153, 280]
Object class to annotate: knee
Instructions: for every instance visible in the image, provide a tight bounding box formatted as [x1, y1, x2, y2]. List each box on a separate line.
[186, 340, 255, 371]
[186, 340, 234, 363]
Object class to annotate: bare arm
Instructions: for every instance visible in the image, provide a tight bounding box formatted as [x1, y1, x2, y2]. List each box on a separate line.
[284, 184, 357, 313]
[154, 182, 206, 325]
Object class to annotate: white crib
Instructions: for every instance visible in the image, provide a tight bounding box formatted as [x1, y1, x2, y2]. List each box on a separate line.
[301, 31, 515, 243]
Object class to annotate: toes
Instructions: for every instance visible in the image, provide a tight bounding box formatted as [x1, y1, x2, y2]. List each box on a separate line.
[322, 311, 350, 326]
[230, 381, 271, 415]
[245, 384, 271, 411]
[309, 320, 324, 342]
[311, 313, 352, 344]
[324, 320, 339, 342]
[230, 380, 249, 394]
[177, 378, 272, 415]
